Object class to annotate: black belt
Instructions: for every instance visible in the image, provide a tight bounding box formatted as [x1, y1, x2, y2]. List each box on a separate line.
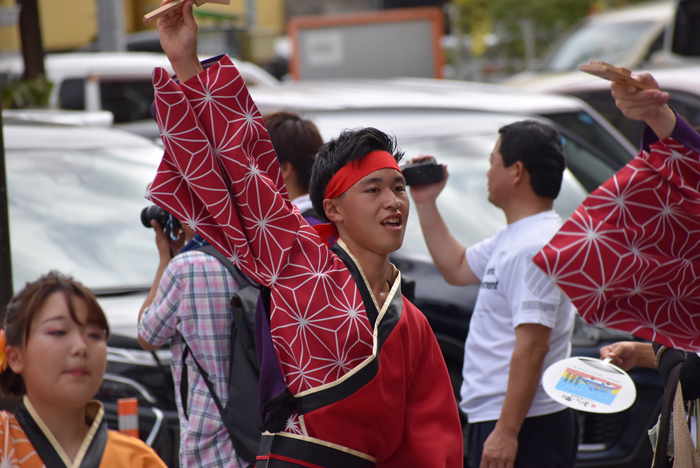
[255, 433, 376, 468]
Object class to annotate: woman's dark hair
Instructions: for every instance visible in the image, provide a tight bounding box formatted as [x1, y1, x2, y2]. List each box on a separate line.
[263, 111, 324, 193]
[498, 120, 566, 199]
[309, 127, 404, 222]
[0, 271, 109, 396]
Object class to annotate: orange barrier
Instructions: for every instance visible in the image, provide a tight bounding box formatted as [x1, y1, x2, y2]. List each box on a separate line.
[117, 398, 139, 438]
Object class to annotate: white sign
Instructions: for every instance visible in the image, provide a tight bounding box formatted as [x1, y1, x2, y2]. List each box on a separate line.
[304, 31, 344, 68]
[542, 357, 637, 414]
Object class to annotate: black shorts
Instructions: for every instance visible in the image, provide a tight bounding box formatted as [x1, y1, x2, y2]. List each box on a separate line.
[467, 408, 579, 468]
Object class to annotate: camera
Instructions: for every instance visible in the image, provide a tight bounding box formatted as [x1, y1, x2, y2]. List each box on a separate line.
[401, 159, 445, 186]
[141, 205, 181, 239]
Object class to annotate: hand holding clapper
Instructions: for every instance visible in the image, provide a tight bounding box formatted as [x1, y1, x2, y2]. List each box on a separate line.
[143, 0, 231, 25]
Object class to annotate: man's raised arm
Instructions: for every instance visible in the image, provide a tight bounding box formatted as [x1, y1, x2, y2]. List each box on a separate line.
[147, 0, 310, 288]
[410, 160, 479, 286]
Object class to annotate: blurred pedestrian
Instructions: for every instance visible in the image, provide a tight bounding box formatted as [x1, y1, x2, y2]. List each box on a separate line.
[0, 271, 167, 467]
[137, 215, 249, 467]
[263, 111, 324, 224]
[410, 121, 578, 468]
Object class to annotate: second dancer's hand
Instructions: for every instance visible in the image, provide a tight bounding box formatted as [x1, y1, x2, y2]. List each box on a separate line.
[610, 73, 675, 140]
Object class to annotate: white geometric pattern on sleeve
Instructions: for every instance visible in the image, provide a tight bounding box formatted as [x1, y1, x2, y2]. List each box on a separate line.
[535, 140, 700, 351]
[148, 57, 374, 395]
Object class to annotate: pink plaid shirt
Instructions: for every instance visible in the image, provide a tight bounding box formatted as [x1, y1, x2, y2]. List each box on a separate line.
[139, 250, 244, 468]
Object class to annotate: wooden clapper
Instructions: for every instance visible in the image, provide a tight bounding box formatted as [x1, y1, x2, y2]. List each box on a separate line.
[144, 0, 231, 25]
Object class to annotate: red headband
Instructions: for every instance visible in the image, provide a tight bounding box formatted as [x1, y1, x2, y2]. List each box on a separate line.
[324, 151, 402, 200]
[313, 150, 402, 248]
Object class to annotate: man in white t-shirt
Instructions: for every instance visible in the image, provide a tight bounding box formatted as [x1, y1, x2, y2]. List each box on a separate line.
[411, 120, 578, 468]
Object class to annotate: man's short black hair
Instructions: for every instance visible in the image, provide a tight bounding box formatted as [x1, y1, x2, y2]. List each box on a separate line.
[263, 111, 324, 192]
[310, 127, 404, 222]
[498, 120, 566, 199]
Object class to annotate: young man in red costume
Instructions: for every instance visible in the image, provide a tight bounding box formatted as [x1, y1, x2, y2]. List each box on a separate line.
[145, 1, 463, 466]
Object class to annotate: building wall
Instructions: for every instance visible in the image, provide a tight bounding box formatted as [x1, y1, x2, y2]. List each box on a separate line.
[286, 0, 374, 18]
[285, 0, 446, 18]
[0, 0, 21, 53]
[0, 0, 284, 55]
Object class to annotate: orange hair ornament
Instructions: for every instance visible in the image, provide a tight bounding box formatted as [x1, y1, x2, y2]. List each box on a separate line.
[0, 329, 8, 372]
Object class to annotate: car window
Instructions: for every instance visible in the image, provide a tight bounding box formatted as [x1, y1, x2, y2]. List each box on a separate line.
[100, 77, 267, 124]
[6, 138, 161, 293]
[560, 134, 616, 193]
[397, 135, 589, 255]
[668, 91, 700, 129]
[59, 78, 86, 110]
[642, 30, 665, 64]
[543, 111, 633, 168]
[569, 89, 700, 147]
[539, 20, 658, 72]
[100, 80, 156, 123]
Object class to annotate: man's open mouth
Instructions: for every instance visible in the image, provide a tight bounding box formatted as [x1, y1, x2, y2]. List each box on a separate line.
[381, 217, 402, 228]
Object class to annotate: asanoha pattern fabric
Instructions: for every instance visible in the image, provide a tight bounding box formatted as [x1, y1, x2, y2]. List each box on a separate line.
[0, 411, 45, 468]
[147, 56, 375, 396]
[534, 137, 700, 351]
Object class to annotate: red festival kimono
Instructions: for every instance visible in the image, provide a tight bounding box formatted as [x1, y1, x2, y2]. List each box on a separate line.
[534, 114, 700, 351]
[147, 56, 463, 467]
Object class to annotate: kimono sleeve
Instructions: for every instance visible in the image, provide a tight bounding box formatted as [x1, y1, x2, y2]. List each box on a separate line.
[148, 56, 305, 287]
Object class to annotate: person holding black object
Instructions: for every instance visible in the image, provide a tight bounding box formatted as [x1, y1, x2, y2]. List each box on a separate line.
[409, 120, 579, 468]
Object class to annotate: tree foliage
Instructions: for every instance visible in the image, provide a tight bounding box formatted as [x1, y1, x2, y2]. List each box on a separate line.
[453, 0, 652, 60]
[1, 76, 54, 109]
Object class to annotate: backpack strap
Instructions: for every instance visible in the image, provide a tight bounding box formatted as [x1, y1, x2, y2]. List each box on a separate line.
[181, 346, 189, 418]
[179, 244, 246, 421]
[180, 334, 230, 423]
[195, 244, 256, 289]
[179, 244, 264, 462]
[653, 362, 683, 468]
[194, 244, 260, 370]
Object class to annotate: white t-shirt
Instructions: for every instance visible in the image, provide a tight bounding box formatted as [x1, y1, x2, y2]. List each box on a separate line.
[292, 193, 313, 214]
[461, 210, 576, 423]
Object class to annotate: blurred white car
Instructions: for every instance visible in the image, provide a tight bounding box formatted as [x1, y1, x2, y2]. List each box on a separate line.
[503, 1, 681, 88]
[505, 65, 700, 145]
[245, 77, 636, 191]
[0, 52, 279, 124]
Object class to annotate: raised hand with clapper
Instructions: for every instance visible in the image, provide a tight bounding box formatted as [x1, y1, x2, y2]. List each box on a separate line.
[143, 0, 231, 25]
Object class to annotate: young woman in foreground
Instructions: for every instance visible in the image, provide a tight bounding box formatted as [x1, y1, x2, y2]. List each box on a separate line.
[0, 271, 167, 467]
